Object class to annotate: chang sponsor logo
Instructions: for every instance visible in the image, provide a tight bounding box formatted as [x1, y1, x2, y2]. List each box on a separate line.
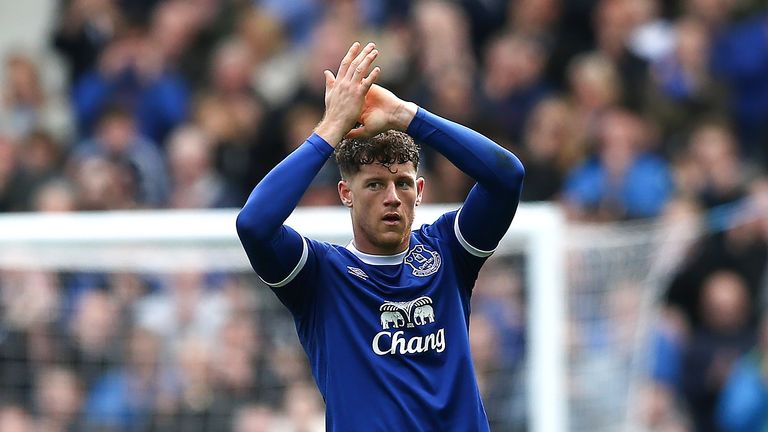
[373, 296, 445, 356]
[372, 328, 445, 355]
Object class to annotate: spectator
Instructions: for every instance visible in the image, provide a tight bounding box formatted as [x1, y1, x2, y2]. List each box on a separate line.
[681, 271, 756, 432]
[194, 38, 275, 200]
[167, 125, 239, 209]
[710, 9, 768, 163]
[0, 271, 60, 407]
[410, 0, 475, 85]
[69, 155, 137, 210]
[52, 0, 122, 87]
[665, 186, 767, 329]
[59, 290, 120, 392]
[70, 106, 169, 207]
[0, 53, 73, 142]
[257, 0, 324, 46]
[519, 97, 580, 201]
[72, 31, 188, 143]
[681, 121, 748, 209]
[564, 108, 673, 220]
[211, 315, 277, 411]
[593, 0, 650, 110]
[0, 135, 20, 212]
[472, 260, 526, 366]
[0, 404, 34, 432]
[156, 336, 222, 432]
[646, 16, 727, 146]
[32, 366, 84, 432]
[134, 271, 230, 348]
[479, 32, 552, 144]
[84, 327, 174, 431]
[642, 308, 690, 431]
[421, 63, 478, 128]
[32, 179, 77, 212]
[567, 52, 621, 145]
[717, 313, 768, 432]
[149, 0, 217, 90]
[238, 8, 295, 107]
[469, 314, 521, 431]
[5, 132, 65, 212]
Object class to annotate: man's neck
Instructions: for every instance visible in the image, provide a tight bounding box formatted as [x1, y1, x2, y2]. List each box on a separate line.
[346, 241, 410, 266]
[350, 239, 409, 256]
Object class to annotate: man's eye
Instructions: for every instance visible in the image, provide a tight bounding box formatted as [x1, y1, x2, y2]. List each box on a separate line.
[367, 182, 382, 189]
[397, 181, 411, 189]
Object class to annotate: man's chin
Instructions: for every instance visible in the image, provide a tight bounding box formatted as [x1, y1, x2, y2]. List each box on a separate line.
[374, 232, 408, 252]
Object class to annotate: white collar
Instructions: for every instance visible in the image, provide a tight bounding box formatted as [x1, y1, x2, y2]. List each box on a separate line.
[345, 241, 408, 265]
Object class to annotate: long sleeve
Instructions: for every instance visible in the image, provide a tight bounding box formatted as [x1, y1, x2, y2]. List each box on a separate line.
[407, 108, 525, 253]
[236, 133, 334, 285]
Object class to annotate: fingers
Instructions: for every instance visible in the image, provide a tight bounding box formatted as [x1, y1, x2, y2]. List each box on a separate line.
[346, 42, 376, 80]
[324, 70, 336, 89]
[353, 48, 379, 83]
[362, 66, 380, 90]
[345, 126, 368, 140]
[337, 42, 360, 79]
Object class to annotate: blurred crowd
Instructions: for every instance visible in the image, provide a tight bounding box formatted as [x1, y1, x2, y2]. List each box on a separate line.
[1, 0, 768, 430]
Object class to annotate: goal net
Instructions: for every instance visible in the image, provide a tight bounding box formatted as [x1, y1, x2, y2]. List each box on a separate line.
[0, 203, 694, 431]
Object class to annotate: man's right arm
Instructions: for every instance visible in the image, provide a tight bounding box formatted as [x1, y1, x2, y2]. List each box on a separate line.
[236, 134, 334, 286]
[236, 42, 380, 287]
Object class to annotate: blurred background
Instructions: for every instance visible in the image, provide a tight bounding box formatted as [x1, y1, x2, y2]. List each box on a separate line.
[1, 0, 768, 430]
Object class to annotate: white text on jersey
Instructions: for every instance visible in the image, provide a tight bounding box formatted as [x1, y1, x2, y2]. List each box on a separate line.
[372, 328, 446, 355]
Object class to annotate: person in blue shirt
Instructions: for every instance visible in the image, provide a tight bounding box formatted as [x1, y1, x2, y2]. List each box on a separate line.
[717, 314, 768, 432]
[236, 41, 525, 431]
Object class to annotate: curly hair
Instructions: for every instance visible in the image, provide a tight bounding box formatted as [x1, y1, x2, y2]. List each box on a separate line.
[334, 130, 420, 178]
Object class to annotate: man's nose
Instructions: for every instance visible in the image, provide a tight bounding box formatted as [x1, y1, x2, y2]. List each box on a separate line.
[383, 183, 401, 206]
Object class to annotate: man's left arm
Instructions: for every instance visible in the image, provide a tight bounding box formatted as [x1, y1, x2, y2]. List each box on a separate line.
[407, 108, 525, 255]
[348, 84, 524, 255]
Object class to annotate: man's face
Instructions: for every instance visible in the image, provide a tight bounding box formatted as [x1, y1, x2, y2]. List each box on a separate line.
[339, 162, 424, 255]
[98, 116, 135, 154]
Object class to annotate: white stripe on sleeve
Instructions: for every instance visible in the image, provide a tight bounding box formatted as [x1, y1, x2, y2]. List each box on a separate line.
[453, 208, 495, 257]
[259, 237, 309, 287]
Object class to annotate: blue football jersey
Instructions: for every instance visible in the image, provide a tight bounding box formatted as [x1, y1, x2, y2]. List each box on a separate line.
[265, 210, 493, 431]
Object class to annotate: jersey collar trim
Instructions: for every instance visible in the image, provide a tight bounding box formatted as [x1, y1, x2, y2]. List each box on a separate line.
[346, 242, 408, 265]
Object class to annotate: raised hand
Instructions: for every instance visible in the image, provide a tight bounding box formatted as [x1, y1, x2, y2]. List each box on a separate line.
[314, 42, 381, 146]
[345, 83, 418, 139]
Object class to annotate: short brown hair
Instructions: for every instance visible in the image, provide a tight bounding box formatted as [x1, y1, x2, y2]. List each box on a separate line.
[334, 130, 420, 178]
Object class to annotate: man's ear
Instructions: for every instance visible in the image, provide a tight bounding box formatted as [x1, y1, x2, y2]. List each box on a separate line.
[338, 180, 353, 207]
[415, 176, 425, 206]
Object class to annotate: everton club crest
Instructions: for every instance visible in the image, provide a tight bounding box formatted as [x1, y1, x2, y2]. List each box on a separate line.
[404, 244, 441, 277]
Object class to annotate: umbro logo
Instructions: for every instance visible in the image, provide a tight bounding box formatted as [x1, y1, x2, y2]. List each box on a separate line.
[347, 266, 368, 280]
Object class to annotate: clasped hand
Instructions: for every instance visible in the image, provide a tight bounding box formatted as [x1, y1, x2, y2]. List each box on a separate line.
[315, 42, 417, 146]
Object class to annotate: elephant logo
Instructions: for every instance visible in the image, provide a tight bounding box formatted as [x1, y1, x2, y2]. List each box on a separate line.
[413, 305, 435, 325]
[404, 245, 441, 277]
[379, 296, 435, 329]
[380, 311, 405, 329]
